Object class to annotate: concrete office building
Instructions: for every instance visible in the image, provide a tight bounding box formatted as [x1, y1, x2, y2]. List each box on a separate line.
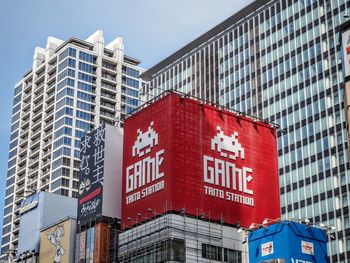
[118, 213, 246, 263]
[141, 0, 350, 261]
[1, 30, 144, 256]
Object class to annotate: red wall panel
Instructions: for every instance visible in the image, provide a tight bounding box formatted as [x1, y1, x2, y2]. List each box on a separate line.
[122, 93, 280, 228]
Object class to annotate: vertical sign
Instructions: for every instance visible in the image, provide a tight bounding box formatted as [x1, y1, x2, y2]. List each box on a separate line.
[341, 24, 350, 163]
[78, 125, 106, 224]
[342, 28, 350, 79]
[79, 231, 86, 262]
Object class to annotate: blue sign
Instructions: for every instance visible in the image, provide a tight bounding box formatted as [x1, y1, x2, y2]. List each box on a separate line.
[248, 221, 328, 263]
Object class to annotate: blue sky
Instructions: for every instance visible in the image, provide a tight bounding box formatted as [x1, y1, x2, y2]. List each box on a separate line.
[0, 0, 252, 233]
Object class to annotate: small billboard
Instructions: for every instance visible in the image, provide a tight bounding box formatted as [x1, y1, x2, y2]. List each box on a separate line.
[39, 217, 76, 263]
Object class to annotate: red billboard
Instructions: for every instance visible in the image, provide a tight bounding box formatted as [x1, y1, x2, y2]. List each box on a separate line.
[122, 93, 280, 228]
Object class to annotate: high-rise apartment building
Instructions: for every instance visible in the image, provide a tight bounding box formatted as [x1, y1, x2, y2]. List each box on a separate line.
[141, 0, 350, 261]
[1, 30, 144, 255]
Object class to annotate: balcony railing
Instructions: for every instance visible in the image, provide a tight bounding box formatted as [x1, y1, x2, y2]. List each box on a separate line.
[102, 73, 116, 82]
[102, 63, 117, 71]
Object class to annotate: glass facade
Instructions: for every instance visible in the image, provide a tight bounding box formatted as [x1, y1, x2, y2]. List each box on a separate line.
[142, 0, 350, 261]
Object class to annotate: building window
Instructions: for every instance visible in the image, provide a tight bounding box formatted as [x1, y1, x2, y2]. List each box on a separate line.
[119, 238, 185, 263]
[202, 243, 241, 263]
[59, 47, 76, 61]
[202, 243, 222, 261]
[79, 51, 94, 63]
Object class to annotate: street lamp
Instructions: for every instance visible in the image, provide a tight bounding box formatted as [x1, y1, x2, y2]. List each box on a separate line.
[249, 222, 264, 230]
[262, 218, 281, 225]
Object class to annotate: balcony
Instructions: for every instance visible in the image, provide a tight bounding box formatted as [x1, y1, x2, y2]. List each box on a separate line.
[35, 71, 45, 84]
[17, 155, 27, 165]
[28, 168, 38, 179]
[34, 86, 44, 97]
[48, 64, 56, 73]
[23, 92, 31, 101]
[30, 137, 41, 148]
[45, 110, 54, 120]
[47, 73, 56, 84]
[101, 82, 117, 93]
[16, 183, 24, 192]
[46, 100, 54, 110]
[42, 131, 52, 142]
[43, 138, 52, 148]
[14, 195, 24, 205]
[44, 119, 53, 130]
[33, 96, 44, 108]
[47, 81, 56, 93]
[21, 126, 29, 135]
[101, 110, 115, 119]
[13, 224, 20, 232]
[28, 157, 39, 166]
[42, 149, 51, 159]
[101, 92, 116, 100]
[40, 175, 50, 187]
[18, 145, 27, 155]
[17, 164, 26, 174]
[102, 62, 117, 71]
[27, 178, 37, 187]
[22, 109, 31, 120]
[33, 116, 43, 127]
[22, 100, 31, 111]
[17, 174, 25, 184]
[29, 147, 39, 158]
[33, 99, 43, 110]
[31, 127, 42, 138]
[101, 72, 117, 82]
[24, 83, 32, 92]
[19, 138, 28, 148]
[41, 162, 51, 171]
[101, 101, 116, 109]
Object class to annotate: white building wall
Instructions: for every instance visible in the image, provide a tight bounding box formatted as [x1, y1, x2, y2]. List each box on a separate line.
[1, 30, 145, 256]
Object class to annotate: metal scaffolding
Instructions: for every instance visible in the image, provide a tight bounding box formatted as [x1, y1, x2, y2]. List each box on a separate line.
[118, 211, 247, 262]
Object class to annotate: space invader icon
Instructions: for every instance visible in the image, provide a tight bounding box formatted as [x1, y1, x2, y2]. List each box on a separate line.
[132, 121, 159, 157]
[211, 126, 244, 160]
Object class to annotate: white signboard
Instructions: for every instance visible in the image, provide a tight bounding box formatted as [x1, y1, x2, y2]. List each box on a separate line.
[301, 240, 314, 255]
[261, 241, 274, 256]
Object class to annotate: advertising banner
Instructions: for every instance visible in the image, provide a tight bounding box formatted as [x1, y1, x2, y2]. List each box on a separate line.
[78, 125, 106, 224]
[122, 93, 280, 228]
[39, 219, 73, 263]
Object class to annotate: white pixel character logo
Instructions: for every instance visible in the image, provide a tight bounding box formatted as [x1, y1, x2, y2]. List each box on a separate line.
[132, 121, 159, 157]
[211, 126, 245, 160]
